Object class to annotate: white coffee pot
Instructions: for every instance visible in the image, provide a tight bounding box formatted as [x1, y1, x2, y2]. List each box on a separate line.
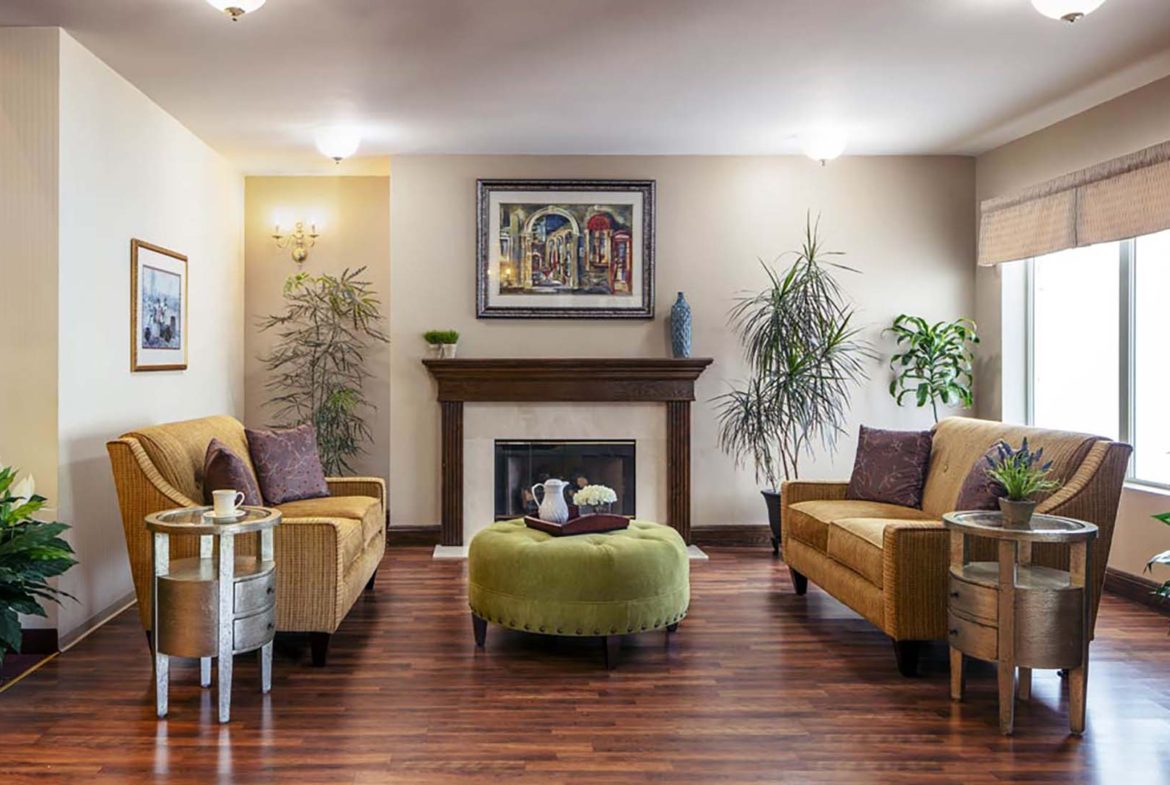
[531, 478, 570, 524]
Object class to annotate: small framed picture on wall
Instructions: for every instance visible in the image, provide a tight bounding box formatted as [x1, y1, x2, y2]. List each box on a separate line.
[130, 239, 188, 372]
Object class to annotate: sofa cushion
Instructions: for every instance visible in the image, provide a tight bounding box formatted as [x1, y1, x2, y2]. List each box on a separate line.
[124, 415, 253, 503]
[845, 425, 933, 508]
[922, 417, 1101, 517]
[788, 499, 934, 552]
[203, 438, 263, 506]
[246, 424, 330, 505]
[276, 495, 383, 547]
[826, 518, 942, 588]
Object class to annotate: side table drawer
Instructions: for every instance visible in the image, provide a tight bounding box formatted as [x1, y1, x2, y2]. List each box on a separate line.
[948, 610, 997, 661]
[949, 573, 997, 624]
[233, 608, 275, 654]
[235, 569, 276, 615]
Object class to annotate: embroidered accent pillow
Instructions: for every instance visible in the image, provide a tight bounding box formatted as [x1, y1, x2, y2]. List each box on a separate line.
[845, 425, 933, 509]
[203, 438, 263, 506]
[245, 424, 330, 505]
[954, 445, 1006, 511]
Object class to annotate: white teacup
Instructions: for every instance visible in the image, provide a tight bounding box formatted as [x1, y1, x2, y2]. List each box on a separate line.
[212, 489, 246, 519]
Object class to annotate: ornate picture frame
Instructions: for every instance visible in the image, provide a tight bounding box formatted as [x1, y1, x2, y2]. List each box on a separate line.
[130, 238, 188, 372]
[476, 179, 656, 319]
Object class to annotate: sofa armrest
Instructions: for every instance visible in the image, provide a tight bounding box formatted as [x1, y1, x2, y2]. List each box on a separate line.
[881, 522, 949, 641]
[780, 480, 849, 507]
[273, 517, 346, 633]
[326, 476, 386, 509]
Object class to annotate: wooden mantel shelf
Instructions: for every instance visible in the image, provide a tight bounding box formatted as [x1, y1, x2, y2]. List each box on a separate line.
[421, 357, 714, 546]
[422, 357, 713, 402]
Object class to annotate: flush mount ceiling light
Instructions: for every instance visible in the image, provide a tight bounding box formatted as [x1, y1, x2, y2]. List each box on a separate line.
[315, 127, 362, 163]
[206, 0, 266, 21]
[1031, 0, 1107, 23]
[800, 129, 848, 166]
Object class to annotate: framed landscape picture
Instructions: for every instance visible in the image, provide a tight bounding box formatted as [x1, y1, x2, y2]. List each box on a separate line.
[130, 239, 188, 372]
[476, 179, 655, 319]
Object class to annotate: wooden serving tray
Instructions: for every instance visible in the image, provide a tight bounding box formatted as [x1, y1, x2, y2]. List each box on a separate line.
[524, 514, 630, 536]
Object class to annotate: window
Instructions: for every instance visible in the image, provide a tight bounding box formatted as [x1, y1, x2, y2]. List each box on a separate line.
[1027, 230, 1170, 487]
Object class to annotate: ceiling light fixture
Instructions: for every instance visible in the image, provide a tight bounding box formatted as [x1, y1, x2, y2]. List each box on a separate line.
[206, 0, 266, 21]
[1031, 0, 1106, 23]
[800, 130, 848, 166]
[315, 127, 362, 163]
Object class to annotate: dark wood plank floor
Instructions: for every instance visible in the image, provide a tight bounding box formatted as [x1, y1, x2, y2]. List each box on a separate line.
[2, 547, 1168, 784]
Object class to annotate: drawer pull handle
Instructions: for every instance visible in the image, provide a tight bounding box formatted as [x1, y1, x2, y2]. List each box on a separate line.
[267, 623, 274, 630]
[949, 591, 960, 598]
[948, 628, 959, 636]
[266, 587, 274, 595]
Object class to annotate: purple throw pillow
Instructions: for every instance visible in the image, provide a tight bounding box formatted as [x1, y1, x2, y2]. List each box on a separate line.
[245, 424, 330, 505]
[954, 445, 1005, 511]
[203, 438, 263, 506]
[845, 425, 933, 509]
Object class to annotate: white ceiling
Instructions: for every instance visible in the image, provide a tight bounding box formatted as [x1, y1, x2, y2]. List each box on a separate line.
[3, 0, 1170, 173]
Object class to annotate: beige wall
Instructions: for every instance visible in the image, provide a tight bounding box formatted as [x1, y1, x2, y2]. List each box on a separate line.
[974, 74, 1170, 580]
[53, 31, 245, 642]
[390, 155, 976, 530]
[243, 176, 391, 484]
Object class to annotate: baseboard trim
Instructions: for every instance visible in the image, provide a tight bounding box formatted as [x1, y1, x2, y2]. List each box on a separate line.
[59, 591, 138, 651]
[1103, 567, 1170, 615]
[388, 525, 441, 547]
[18, 628, 58, 655]
[690, 524, 772, 547]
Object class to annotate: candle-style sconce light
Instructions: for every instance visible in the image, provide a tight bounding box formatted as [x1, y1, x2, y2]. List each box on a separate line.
[272, 221, 319, 263]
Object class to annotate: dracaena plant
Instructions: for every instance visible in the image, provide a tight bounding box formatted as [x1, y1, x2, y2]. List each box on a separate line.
[259, 267, 389, 476]
[886, 315, 979, 423]
[1147, 511, 1170, 632]
[984, 439, 1061, 502]
[714, 215, 874, 488]
[0, 465, 77, 670]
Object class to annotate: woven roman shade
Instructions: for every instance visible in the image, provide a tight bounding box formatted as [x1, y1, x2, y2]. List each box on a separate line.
[978, 140, 1170, 266]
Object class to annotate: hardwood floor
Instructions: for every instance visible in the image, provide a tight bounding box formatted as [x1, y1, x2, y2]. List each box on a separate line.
[1, 547, 1168, 784]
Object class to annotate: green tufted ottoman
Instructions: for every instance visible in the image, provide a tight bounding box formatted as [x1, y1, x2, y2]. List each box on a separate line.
[468, 519, 690, 668]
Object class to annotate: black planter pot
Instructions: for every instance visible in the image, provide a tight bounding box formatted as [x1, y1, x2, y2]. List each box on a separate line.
[762, 489, 781, 556]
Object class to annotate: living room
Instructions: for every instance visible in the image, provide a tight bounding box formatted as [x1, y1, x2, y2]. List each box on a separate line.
[1, 1, 1168, 783]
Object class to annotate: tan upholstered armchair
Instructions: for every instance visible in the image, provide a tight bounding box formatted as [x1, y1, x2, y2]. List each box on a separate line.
[780, 417, 1131, 675]
[107, 415, 386, 666]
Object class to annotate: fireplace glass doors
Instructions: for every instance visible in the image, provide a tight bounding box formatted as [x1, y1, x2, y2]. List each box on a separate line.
[494, 440, 635, 520]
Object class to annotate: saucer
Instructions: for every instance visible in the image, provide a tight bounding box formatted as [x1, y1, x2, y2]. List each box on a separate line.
[203, 509, 246, 523]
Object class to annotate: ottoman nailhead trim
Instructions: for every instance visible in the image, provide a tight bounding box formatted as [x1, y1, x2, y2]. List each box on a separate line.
[556, 628, 563, 633]
[576, 629, 583, 635]
[539, 626, 545, 632]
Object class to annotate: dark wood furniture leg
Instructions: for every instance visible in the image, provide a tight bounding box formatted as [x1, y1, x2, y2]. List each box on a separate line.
[604, 636, 620, 670]
[789, 566, 808, 595]
[472, 614, 487, 648]
[365, 569, 378, 592]
[666, 623, 679, 633]
[893, 639, 922, 677]
[309, 632, 331, 667]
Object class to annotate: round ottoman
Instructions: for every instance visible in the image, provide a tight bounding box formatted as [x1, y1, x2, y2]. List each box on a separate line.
[468, 519, 690, 668]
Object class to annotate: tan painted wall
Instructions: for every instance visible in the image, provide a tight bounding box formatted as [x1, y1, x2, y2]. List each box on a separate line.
[244, 176, 391, 484]
[974, 74, 1170, 580]
[390, 155, 976, 530]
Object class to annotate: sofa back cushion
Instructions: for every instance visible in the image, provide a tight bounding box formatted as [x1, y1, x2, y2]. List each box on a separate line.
[123, 415, 255, 503]
[922, 417, 1101, 518]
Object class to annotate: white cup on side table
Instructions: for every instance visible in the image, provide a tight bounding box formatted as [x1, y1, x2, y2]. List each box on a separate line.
[211, 489, 245, 519]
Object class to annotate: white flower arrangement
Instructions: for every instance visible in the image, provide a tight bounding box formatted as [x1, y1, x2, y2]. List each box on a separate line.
[573, 484, 617, 507]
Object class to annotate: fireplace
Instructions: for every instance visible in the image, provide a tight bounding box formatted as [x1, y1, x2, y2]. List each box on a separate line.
[494, 440, 636, 520]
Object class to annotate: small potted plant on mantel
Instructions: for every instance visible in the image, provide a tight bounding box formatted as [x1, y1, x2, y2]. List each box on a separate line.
[423, 330, 460, 359]
[984, 438, 1061, 526]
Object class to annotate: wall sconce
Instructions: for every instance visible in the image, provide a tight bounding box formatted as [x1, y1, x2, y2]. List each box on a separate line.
[272, 221, 318, 263]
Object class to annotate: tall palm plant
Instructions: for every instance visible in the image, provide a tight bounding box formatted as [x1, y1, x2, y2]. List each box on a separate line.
[715, 216, 873, 491]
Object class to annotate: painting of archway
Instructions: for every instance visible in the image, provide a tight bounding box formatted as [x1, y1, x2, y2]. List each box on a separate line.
[477, 179, 655, 319]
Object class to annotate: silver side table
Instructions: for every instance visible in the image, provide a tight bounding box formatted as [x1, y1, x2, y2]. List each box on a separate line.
[146, 506, 281, 723]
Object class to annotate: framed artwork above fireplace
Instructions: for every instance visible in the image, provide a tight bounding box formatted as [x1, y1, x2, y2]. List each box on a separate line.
[476, 179, 656, 319]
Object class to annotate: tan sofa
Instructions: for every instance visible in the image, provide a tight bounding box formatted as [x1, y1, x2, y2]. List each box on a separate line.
[107, 415, 386, 666]
[780, 417, 1131, 675]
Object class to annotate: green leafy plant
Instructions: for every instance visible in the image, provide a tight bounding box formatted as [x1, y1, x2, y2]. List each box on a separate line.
[714, 215, 873, 488]
[259, 267, 389, 476]
[886, 315, 979, 422]
[984, 439, 1061, 501]
[0, 466, 76, 670]
[1147, 511, 1170, 631]
[423, 330, 460, 345]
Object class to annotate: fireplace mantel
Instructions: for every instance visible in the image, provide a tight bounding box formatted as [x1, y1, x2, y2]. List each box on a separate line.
[422, 357, 713, 545]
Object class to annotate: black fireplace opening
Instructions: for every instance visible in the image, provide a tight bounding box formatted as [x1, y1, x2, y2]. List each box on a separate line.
[494, 440, 635, 520]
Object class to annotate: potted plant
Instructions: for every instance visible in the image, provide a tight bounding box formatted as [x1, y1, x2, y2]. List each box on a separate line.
[573, 484, 618, 515]
[886, 315, 979, 422]
[714, 215, 873, 555]
[984, 438, 1060, 526]
[424, 329, 460, 359]
[1147, 511, 1170, 630]
[259, 267, 389, 475]
[0, 464, 77, 675]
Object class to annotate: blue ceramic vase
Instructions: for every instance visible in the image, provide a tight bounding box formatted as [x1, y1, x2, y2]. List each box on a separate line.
[670, 292, 692, 358]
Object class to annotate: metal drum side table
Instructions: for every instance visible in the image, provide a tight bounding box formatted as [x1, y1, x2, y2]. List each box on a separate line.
[943, 511, 1097, 736]
[146, 506, 281, 723]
